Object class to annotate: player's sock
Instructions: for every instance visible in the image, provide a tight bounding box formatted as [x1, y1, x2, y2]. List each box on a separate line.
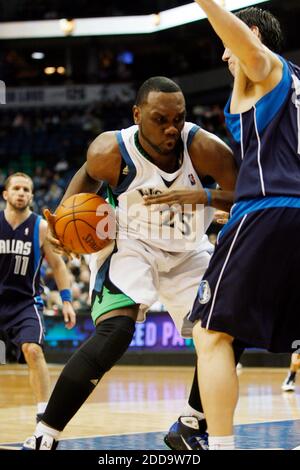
[37, 402, 48, 415]
[35, 421, 60, 440]
[182, 404, 205, 421]
[208, 435, 235, 450]
[42, 316, 135, 431]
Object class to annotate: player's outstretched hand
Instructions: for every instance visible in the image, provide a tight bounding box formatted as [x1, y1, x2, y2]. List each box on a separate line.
[43, 208, 56, 232]
[62, 301, 76, 329]
[43, 208, 74, 258]
[143, 189, 208, 210]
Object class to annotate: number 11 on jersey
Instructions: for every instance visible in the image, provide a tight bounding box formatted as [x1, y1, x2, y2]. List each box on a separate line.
[14, 255, 29, 276]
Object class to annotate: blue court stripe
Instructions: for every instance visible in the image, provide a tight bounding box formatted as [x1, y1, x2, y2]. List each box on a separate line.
[3, 419, 300, 450]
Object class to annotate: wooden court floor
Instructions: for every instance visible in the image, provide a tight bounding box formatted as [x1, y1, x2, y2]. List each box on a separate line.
[0, 364, 300, 449]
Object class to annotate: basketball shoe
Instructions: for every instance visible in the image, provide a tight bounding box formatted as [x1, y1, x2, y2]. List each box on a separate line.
[281, 372, 297, 392]
[22, 434, 58, 450]
[164, 416, 209, 450]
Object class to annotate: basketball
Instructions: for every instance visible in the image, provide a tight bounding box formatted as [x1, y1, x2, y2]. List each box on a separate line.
[54, 193, 115, 254]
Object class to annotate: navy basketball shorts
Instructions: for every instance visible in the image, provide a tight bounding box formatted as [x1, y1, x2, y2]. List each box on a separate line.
[0, 299, 45, 362]
[189, 207, 300, 353]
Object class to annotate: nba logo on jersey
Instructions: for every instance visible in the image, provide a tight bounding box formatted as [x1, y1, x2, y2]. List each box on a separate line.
[25, 228, 29, 236]
[188, 174, 196, 186]
[198, 280, 211, 304]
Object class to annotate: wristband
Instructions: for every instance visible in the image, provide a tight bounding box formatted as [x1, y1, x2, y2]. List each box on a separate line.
[60, 289, 72, 302]
[204, 188, 212, 206]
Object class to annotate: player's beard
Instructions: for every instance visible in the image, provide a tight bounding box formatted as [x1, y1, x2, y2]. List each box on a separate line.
[10, 200, 31, 212]
[139, 123, 175, 156]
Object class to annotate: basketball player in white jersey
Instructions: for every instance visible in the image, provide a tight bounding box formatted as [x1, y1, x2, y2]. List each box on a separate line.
[23, 77, 238, 450]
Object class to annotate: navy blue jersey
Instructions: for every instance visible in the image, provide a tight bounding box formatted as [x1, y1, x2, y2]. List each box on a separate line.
[225, 56, 300, 202]
[0, 211, 44, 302]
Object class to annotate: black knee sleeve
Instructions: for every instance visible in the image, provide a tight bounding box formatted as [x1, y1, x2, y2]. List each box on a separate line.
[67, 315, 136, 378]
[43, 316, 135, 431]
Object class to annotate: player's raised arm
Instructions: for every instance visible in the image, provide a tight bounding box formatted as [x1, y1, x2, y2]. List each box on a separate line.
[194, 0, 281, 82]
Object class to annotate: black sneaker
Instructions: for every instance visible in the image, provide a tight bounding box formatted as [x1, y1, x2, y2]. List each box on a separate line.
[164, 416, 209, 450]
[22, 435, 58, 450]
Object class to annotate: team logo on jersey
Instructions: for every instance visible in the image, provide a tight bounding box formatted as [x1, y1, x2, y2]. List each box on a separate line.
[25, 228, 29, 236]
[198, 280, 211, 304]
[188, 174, 196, 186]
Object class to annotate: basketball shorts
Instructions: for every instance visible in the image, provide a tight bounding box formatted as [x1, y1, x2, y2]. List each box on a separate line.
[189, 207, 300, 353]
[0, 298, 45, 362]
[89, 238, 212, 338]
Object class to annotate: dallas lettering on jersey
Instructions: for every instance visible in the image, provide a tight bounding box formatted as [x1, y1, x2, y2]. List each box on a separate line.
[0, 239, 32, 255]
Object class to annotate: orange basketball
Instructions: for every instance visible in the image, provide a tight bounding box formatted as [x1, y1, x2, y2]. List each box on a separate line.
[54, 193, 115, 254]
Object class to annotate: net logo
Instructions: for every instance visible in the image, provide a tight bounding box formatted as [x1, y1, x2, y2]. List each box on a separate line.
[0, 340, 6, 364]
[0, 81, 6, 104]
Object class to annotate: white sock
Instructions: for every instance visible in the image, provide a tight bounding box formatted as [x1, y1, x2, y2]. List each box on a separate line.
[209, 435, 235, 450]
[182, 404, 205, 421]
[35, 422, 60, 440]
[37, 402, 48, 415]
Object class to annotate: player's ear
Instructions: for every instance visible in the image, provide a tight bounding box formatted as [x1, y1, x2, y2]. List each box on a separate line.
[2, 190, 7, 201]
[132, 105, 141, 125]
[251, 25, 261, 40]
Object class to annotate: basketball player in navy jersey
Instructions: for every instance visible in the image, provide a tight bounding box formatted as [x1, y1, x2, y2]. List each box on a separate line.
[175, 2, 300, 450]
[22, 77, 242, 450]
[145, 4, 300, 450]
[0, 172, 76, 422]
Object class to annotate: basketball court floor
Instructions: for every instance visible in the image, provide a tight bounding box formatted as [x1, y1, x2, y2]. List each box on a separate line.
[0, 364, 300, 450]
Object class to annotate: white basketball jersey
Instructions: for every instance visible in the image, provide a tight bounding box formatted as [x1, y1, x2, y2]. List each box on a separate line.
[114, 123, 214, 252]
